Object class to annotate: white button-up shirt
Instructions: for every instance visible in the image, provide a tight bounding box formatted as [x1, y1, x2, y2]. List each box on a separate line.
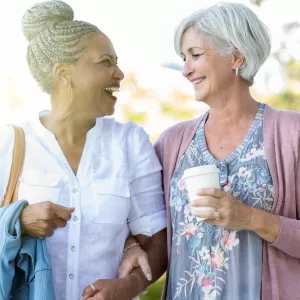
[0, 113, 166, 300]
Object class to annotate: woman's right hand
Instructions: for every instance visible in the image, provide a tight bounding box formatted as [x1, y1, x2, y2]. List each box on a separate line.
[20, 201, 75, 238]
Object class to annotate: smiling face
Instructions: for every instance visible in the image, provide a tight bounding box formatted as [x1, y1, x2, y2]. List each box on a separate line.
[67, 32, 124, 118]
[181, 27, 236, 104]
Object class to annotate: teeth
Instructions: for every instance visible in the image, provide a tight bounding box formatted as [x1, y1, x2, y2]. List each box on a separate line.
[103, 87, 120, 93]
[193, 78, 205, 85]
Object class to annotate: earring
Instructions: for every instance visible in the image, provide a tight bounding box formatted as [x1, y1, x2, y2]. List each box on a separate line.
[68, 83, 73, 104]
[235, 67, 239, 76]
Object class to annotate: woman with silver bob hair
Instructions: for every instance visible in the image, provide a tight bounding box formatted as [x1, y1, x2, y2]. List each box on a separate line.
[0, 1, 167, 299]
[155, 2, 300, 300]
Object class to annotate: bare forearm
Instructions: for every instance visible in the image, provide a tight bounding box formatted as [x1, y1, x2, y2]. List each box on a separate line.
[248, 208, 280, 243]
[127, 230, 167, 297]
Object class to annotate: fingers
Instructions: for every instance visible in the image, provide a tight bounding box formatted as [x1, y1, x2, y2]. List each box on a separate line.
[81, 284, 97, 300]
[191, 207, 217, 220]
[118, 259, 135, 278]
[138, 253, 152, 281]
[53, 216, 68, 229]
[20, 202, 74, 239]
[118, 249, 152, 281]
[191, 195, 219, 209]
[196, 188, 224, 198]
[42, 202, 73, 233]
[87, 294, 102, 300]
[52, 203, 75, 221]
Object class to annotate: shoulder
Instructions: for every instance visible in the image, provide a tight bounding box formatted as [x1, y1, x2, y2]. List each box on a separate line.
[99, 118, 151, 155]
[155, 117, 202, 149]
[0, 125, 15, 149]
[265, 104, 300, 121]
[264, 104, 300, 133]
[154, 117, 203, 164]
[100, 117, 148, 140]
[162, 119, 199, 137]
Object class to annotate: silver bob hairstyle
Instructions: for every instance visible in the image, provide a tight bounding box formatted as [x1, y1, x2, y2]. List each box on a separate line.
[174, 2, 271, 86]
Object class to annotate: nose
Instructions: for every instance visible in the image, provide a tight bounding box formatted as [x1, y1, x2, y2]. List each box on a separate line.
[113, 65, 124, 80]
[182, 60, 193, 78]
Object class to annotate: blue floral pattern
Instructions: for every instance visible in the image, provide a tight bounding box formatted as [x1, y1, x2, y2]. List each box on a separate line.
[167, 103, 273, 300]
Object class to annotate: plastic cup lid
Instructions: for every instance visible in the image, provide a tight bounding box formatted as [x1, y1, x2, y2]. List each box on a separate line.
[182, 164, 219, 180]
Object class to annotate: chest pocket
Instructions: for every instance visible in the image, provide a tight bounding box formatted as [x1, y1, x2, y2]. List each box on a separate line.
[19, 170, 62, 205]
[90, 178, 130, 225]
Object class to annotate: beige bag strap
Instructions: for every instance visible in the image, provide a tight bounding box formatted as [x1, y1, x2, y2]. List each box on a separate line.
[2, 125, 25, 207]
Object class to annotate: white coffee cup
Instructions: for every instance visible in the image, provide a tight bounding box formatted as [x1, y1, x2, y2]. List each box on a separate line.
[182, 164, 220, 221]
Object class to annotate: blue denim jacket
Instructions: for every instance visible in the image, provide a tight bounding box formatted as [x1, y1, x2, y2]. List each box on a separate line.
[0, 200, 55, 300]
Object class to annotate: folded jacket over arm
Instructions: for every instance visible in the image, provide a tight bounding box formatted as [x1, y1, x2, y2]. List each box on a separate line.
[0, 200, 55, 300]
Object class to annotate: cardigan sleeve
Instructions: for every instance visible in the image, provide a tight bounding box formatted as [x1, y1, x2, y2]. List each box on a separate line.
[271, 166, 300, 258]
[267, 108, 300, 258]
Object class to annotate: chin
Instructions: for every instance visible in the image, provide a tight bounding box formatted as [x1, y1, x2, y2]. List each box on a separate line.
[195, 93, 208, 103]
[105, 108, 115, 117]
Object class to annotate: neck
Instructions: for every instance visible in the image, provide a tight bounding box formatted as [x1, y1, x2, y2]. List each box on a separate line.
[205, 87, 259, 129]
[41, 107, 96, 145]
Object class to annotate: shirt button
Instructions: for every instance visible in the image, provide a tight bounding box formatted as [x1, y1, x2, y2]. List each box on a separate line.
[73, 216, 78, 222]
[69, 273, 74, 279]
[72, 188, 78, 193]
[71, 246, 76, 251]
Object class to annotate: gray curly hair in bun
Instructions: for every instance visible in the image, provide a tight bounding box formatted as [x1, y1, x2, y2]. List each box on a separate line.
[22, 0, 101, 94]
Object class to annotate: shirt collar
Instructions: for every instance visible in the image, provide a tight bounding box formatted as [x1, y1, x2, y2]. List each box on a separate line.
[31, 110, 103, 142]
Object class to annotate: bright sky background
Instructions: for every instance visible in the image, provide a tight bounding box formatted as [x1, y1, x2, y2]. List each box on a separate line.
[0, 0, 299, 123]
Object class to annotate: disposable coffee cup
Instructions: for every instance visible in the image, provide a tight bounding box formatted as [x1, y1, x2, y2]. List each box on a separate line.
[182, 165, 220, 221]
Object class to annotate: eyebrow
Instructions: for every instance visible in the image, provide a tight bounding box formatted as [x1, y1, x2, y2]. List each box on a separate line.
[181, 47, 204, 56]
[98, 54, 118, 61]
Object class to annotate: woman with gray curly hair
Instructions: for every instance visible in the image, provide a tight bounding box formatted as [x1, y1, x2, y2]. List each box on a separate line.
[155, 2, 300, 300]
[0, 1, 167, 299]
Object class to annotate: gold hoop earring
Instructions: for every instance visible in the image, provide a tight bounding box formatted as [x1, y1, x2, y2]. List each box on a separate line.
[68, 83, 73, 104]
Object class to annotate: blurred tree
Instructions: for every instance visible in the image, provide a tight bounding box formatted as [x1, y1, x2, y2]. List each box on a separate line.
[267, 21, 300, 111]
[250, 0, 267, 6]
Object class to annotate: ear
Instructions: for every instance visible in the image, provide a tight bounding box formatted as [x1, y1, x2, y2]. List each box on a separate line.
[231, 49, 245, 70]
[53, 63, 70, 86]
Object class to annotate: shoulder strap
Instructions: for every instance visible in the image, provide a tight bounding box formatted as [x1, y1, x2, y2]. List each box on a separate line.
[2, 125, 25, 207]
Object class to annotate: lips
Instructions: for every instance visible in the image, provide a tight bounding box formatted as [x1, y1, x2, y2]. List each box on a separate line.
[191, 77, 206, 85]
[103, 87, 120, 94]
[103, 86, 120, 100]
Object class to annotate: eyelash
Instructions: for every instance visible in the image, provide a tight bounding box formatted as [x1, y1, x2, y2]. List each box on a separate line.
[102, 60, 112, 66]
[101, 60, 119, 66]
[192, 53, 203, 59]
[182, 53, 203, 62]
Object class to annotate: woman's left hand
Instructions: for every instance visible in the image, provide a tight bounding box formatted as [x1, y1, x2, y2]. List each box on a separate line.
[191, 188, 254, 230]
[81, 278, 132, 300]
[118, 243, 152, 281]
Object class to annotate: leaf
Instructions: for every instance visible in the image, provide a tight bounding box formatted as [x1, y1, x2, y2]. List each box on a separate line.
[215, 276, 226, 283]
[190, 277, 196, 294]
[184, 270, 194, 277]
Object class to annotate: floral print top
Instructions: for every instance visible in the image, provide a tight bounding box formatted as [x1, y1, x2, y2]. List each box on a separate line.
[167, 103, 274, 300]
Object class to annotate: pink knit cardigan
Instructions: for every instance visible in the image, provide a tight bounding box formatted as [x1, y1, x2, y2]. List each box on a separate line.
[154, 104, 300, 300]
